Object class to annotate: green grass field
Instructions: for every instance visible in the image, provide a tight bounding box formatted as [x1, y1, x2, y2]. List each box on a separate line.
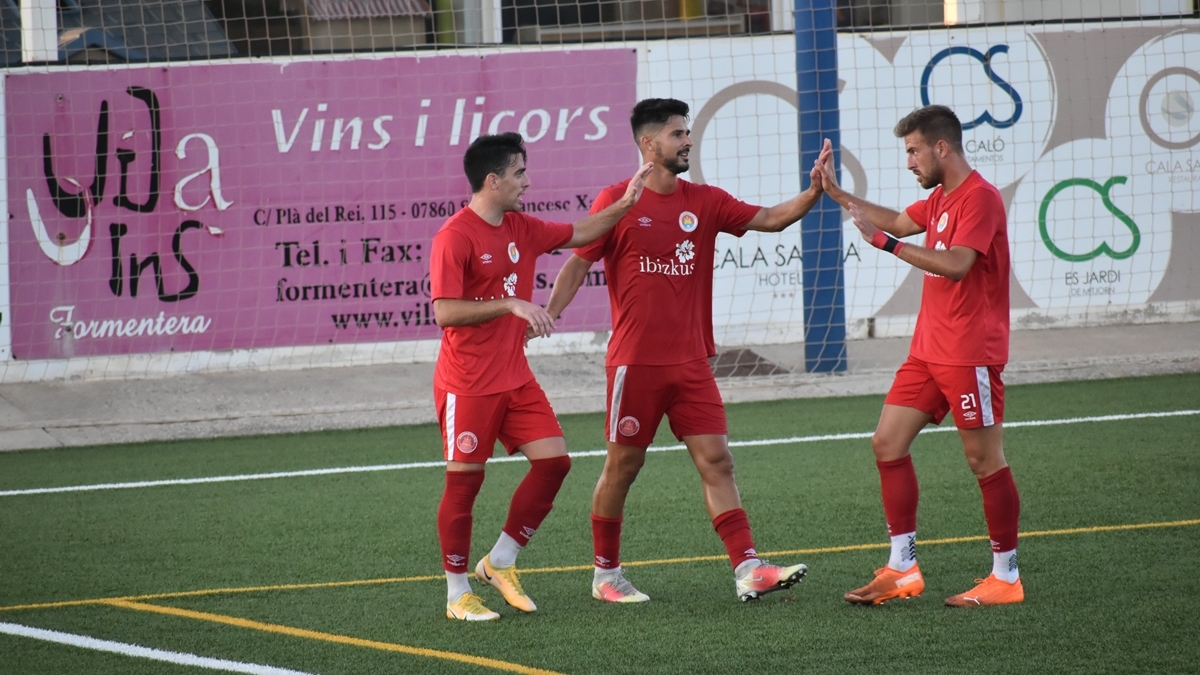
[2, 373, 1199, 675]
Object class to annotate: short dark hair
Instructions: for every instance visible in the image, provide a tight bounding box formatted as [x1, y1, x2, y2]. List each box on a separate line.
[463, 132, 526, 193]
[894, 105, 963, 153]
[631, 98, 690, 141]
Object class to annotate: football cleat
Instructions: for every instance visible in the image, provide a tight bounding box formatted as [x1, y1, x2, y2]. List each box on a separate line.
[944, 574, 1024, 607]
[844, 564, 925, 605]
[475, 555, 537, 613]
[592, 567, 651, 603]
[736, 559, 808, 602]
[446, 592, 500, 621]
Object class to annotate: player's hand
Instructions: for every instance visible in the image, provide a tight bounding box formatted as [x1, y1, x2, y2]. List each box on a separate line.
[509, 299, 556, 338]
[815, 137, 843, 197]
[810, 138, 833, 193]
[848, 202, 879, 241]
[618, 162, 655, 208]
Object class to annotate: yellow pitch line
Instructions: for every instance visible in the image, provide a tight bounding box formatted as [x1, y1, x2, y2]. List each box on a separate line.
[3, 518, 1197, 612]
[0, 574, 443, 612]
[102, 599, 565, 675]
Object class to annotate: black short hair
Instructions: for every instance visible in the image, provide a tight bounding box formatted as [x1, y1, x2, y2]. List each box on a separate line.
[631, 98, 690, 141]
[894, 105, 964, 153]
[463, 132, 527, 193]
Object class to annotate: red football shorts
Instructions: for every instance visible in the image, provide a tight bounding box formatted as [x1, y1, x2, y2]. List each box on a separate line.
[435, 379, 563, 463]
[604, 359, 727, 447]
[885, 356, 1005, 429]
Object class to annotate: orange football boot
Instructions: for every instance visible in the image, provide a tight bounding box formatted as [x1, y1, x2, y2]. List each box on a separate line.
[844, 564, 925, 605]
[944, 574, 1024, 607]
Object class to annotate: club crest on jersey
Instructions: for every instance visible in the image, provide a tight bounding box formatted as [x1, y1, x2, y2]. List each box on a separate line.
[638, 216, 653, 227]
[456, 431, 479, 453]
[618, 416, 640, 436]
[508, 242, 520, 263]
[937, 212, 949, 232]
[679, 211, 698, 232]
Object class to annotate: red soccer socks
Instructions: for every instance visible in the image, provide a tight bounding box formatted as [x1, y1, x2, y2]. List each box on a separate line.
[978, 466, 1020, 553]
[877, 455, 919, 537]
[591, 514, 623, 570]
[437, 470, 485, 573]
[501, 455, 571, 548]
[713, 508, 758, 570]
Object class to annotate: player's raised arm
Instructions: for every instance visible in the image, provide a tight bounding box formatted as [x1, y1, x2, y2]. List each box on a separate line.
[814, 139, 922, 238]
[563, 163, 653, 248]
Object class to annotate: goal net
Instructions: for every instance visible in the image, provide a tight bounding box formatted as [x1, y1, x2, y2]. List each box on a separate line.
[1, 0, 1196, 381]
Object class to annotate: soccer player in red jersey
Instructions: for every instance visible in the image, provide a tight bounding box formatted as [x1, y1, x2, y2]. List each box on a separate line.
[814, 105, 1023, 607]
[432, 132, 651, 621]
[545, 98, 830, 603]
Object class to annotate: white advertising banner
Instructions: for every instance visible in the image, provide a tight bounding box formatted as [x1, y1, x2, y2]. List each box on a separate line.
[639, 22, 1196, 344]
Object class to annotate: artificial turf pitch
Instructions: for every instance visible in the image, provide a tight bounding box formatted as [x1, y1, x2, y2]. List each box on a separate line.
[2, 373, 1198, 674]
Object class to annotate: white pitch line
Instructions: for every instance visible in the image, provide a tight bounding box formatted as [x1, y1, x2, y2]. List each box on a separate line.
[0, 621, 318, 675]
[2, 409, 1196, 498]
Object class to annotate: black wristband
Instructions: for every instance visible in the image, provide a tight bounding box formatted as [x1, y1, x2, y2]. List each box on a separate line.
[881, 236, 900, 254]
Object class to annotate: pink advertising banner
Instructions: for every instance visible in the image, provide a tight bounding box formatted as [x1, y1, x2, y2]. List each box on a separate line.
[5, 50, 629, 360]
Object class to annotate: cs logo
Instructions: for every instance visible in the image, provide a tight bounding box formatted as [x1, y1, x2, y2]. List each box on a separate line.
[921, 45, 1023, 130]
[1038, 177, 1140, 262]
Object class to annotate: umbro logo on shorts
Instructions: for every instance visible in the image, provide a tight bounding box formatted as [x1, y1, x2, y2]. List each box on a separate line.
[456, 431, 479, 453]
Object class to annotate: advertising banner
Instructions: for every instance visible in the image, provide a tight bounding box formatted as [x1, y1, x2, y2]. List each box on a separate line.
[662, 24, 1197, 344]
[5, 49, 635, 360]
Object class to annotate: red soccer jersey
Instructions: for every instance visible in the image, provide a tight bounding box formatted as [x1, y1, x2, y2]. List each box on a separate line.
[904, 170, 1010, 366]
[431, 207, 573, 395]
[575, 179, 760, 366]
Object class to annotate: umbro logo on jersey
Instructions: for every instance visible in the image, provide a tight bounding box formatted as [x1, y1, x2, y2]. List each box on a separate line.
[480, 253, 493, 264]
[638, 216, 652, 227]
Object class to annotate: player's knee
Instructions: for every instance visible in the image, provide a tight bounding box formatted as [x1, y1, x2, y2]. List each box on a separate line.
[533, 454, 572, 482]
[964, 452, 1004, 478]
[871, 433, 904, 460]
[697, 451, 735, 480]
[605, 454, 645, 484]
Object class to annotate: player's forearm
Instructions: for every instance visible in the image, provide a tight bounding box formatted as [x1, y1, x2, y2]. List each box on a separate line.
[432, 297, 516, 327]
[747, 185, 822, 233]
[888, 244, 976, 281]
[565, 201, 629, 249]
[545, 256, 591, 320]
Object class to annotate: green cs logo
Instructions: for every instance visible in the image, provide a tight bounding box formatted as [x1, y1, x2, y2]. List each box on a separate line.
[1038, 177, 1141, 262]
